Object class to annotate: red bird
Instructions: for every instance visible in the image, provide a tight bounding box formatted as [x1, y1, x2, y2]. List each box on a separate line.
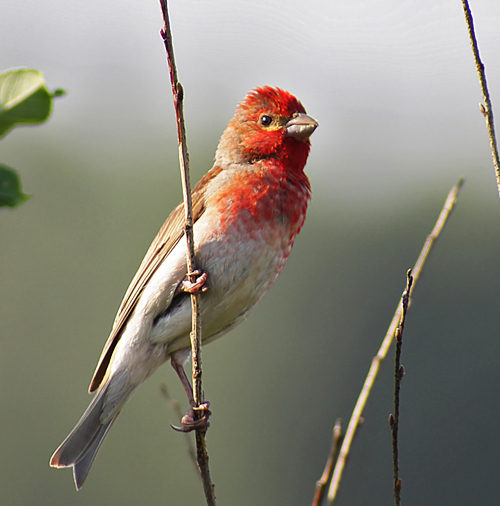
[50, 86, 318, 488]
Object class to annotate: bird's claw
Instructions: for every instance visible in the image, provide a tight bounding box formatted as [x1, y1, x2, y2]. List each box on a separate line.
[171, 402, 211, 433]
[170, 415, 210, 433]
[176, 270, 209, 295]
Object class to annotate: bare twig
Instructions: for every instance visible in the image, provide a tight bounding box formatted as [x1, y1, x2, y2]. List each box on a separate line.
[312, 419, 344, 506]
[160, 383, 198, 472]
[326, 179, 464, 504]
[461, 0, 500, 198]
[389, 270, 413, 506]
[158, 1, 216, 504]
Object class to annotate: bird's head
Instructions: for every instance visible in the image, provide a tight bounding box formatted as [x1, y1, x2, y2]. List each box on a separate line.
[215, 86, 318, 171]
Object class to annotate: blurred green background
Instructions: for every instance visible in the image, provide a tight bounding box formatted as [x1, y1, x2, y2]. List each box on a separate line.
[2, 1, 500, 505]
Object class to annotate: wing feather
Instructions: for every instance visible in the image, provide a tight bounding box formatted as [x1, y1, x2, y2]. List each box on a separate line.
[89, 168, 222, 392]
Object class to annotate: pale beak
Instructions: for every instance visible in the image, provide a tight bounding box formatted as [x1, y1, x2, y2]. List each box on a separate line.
[285, 113, 319, 141]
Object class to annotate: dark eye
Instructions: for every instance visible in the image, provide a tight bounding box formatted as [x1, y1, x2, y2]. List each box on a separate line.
[260, 115, 272, 126]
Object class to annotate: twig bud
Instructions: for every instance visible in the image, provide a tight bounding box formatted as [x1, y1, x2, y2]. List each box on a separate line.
[395, 328, 401, 342]
[177, 82, 184, 100]
[389, 413, 395, 428]
[399, 365, 405, 380]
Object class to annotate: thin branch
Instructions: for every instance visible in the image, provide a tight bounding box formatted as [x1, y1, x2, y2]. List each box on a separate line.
[326, 179, 464, 504]
[160, 383, 198, 472]
[389, 270, 413, 506]
[461, 0, 500, 198]
[312, 419, 344, 506]
[158, 1, 216, 505]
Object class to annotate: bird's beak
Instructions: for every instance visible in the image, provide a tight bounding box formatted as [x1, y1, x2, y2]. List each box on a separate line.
[285, 113, 319, 141]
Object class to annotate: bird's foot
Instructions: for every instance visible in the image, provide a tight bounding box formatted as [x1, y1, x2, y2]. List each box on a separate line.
[171, 402, 211, 433]
[176, 270, 209, 295]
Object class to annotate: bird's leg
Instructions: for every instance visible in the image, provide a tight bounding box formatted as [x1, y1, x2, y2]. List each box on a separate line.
[170, 356, 211, 432]
[171, 356, 196, 404]
[175, 269, 208, 295]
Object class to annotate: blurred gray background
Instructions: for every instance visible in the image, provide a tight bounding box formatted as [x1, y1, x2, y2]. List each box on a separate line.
[2, 0, 500, 505]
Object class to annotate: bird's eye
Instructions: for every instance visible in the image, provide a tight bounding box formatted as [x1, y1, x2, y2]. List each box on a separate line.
[260, 115, 272, 126]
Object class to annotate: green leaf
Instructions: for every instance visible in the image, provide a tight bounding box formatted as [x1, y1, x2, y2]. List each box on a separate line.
[0, 69, 64, 138]
[0, 164, 31, 207]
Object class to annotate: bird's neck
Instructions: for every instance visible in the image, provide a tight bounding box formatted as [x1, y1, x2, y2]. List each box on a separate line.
[212, 160, 311, 241]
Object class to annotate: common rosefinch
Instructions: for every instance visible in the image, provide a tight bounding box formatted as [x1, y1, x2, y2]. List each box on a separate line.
[50, 86, 318, 488]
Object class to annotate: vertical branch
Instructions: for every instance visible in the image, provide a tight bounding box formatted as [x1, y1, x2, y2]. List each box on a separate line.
[389, 270, 413, 506]
[461, 0, 500, 198]
[326, 179, 464, 505]
[160, 383, 198, 472]
[158, 1, 216, 505]
[312, 420, 344, 506]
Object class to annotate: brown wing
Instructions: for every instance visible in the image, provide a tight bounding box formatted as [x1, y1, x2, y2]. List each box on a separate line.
[89, 168, 223, 392]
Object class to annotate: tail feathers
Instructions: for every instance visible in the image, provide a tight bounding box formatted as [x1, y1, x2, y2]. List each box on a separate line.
[73, 419, 116, 489]
[50, 384, 118, 489]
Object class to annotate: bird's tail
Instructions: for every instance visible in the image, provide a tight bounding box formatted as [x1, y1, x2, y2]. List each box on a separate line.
[50, 382, 120, 489]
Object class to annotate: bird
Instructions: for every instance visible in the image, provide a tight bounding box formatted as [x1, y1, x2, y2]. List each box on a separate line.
[50, 86, 318, 489]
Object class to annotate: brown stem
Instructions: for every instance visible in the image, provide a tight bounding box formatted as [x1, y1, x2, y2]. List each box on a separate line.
[312, 419, 343, 506]
[158, 1, 216, 504]
[326, 179, 464, 504]
[390, 270, 413, 506]
[461, 0, 500, 198]
[160, 383, 198, 472]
